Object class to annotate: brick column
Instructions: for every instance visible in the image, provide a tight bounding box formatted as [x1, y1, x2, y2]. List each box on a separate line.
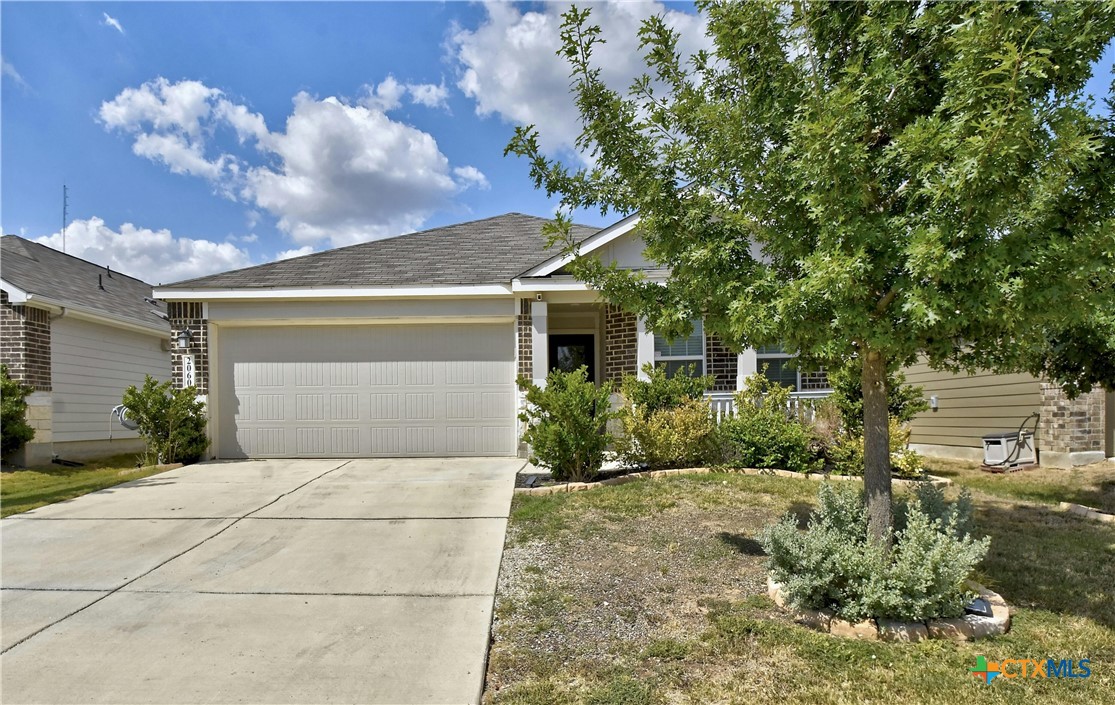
[167, 302, 209, 394]
[1, 290, 52, 391]
[604, 304, 638, 382]
[1039, 384, 1106, 468]
[517, 299, 532, 380]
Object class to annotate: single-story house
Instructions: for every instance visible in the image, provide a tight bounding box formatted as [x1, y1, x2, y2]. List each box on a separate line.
[153, 213, 1109, 467]
[1, 235, 172, 465]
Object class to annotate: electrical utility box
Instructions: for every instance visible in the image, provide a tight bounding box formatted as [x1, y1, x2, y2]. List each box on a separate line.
[981, 430, 1037, 469]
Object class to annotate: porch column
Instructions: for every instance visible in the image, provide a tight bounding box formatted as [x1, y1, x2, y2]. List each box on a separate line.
[737, 348, 757, 390]
[531, 300, 549, 387]
[635, 318, 654, 380]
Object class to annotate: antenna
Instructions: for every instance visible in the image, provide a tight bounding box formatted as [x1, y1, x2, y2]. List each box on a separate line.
[62, 184, 69, 253]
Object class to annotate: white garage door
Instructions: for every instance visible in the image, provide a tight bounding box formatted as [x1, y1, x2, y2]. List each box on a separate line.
[217, 324, 516, 458]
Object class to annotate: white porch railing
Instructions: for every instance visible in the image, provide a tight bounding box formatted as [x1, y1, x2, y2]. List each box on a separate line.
[706, 389, 832, 423]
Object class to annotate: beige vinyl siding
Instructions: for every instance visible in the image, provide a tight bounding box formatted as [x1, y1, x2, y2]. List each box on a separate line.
[51, 317, 171, 443]
[905, 360, 1041, 449]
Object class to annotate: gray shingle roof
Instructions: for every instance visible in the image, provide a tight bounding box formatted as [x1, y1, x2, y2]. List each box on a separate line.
[163, 213, 600, 290]
[1, 236, 167, 331]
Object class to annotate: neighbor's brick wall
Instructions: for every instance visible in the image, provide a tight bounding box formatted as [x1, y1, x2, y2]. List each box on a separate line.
[604, 304, 638, 382]
[1, 289, 52, 391]
[167, 301, 209, 394]
[705, 335, 738, 392]
[1039, 384, 1106, 455]
[517, 299, 532, 379]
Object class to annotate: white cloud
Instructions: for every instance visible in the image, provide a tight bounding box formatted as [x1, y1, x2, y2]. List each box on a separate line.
[454, 165, 490, 191]
[276, 245, 315, 261]
[2, 57, 29, 89]
[360, 76, 407, 112]
[450, 1, 709, 156]
[100, 77, 483, 249]
[246, 92, 461, 246]
[35, 217, 253, 285]
[102, 12, 125, 35]
[408, 81, 449, 110]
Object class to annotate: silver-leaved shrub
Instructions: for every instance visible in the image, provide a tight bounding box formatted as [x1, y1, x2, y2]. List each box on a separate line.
[762, 483, 989, 622]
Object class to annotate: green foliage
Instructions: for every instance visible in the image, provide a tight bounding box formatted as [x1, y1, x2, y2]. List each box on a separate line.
[762, 484, 989, 622]
[827, 433, 865, 477]
[508, 0, 1115, 537]
[615, 364, 717, 469]
[518, 367, 616, 482]
[620, 362, 713, 416]
[720, 374, 820, 473]
[121, 376, 209, 464]
[896, 483, 976, 540]
[1, 365, 36, 459]
[827, 365, 930, 435]
[890, 449, 925, 480]
[615, 396, 719, 469]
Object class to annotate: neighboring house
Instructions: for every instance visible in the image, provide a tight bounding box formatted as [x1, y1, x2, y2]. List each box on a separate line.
[153, 212, 1108, 467]
[1, 236, 171, 465]
[905, 362, 1113, 468]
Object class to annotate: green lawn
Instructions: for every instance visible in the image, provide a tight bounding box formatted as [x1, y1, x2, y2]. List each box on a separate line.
[0, 453, 173, 518]
[484, 463, 1115, 704]
[924, 457, 1115, 513]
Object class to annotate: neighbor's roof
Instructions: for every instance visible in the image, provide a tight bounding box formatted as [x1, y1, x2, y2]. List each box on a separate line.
[1, 235, 167, 331]
[163, 213, 601, 290]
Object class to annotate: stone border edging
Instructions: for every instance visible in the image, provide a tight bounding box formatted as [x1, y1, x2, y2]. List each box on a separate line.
[1058, 502, 1115, 524]
[766, 575, 1011, 642]
[515, 467, 950, 496]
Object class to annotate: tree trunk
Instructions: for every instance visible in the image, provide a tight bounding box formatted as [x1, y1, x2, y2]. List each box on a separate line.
[861, 347, 892, 549]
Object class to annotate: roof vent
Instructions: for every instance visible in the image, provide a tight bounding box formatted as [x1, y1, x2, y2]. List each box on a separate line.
[98, 274, 105, 290]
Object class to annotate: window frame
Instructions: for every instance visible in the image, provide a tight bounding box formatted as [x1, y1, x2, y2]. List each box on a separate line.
[755, 344, 830, 392]
[653, 319, 707, 378]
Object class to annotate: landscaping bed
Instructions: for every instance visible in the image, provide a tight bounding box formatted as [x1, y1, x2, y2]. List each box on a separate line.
[484, 467, 1115, 704]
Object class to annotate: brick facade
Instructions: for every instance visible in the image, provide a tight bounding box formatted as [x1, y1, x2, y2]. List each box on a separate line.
[705, 334, 738, 392]
[1039, 384, 1106, 457]
[517, 299, 532, 380]
[1, 289, 52, 391]
[167, 301, 210, 394]
[604, 304, 638, 382]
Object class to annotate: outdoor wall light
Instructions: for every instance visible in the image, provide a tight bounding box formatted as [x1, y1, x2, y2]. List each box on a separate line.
[929, 395, 939, 412]
[174, 328, 193, 349]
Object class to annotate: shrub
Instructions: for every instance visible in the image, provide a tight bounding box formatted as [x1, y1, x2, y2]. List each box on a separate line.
[620, 362, 714, 415]
[1, 365, 36, 460]
[827, 363, 930, 435]
[762, 483, 989, 622]
[518, 367, 615, 482]
[720, 373, 820, 473]
[122, 376, 209, 464]
[818, 416, 917, 476]
[891, 448, 925, 479]
[615, 396, 719, 469]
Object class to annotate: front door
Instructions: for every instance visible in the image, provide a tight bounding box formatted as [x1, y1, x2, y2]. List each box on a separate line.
[549, 334, 596, 382]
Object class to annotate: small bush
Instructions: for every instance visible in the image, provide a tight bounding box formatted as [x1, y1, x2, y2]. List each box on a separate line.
[518, 367, 615, 482]
[828, 363, 929, 435]
[1, 365, 36, 460]
[817, 416, 916, 476]
[762, 484, 989, 622]
[896, 482, 976, 539]
[122, 376, 209, 464]
[720, 373, 820, 473]
[891, 448, 925, 479]
[620, 362, 713, 415]
[615, 396, 719, 469]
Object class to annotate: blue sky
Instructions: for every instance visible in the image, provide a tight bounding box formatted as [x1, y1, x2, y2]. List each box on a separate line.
[1, 2, 1111, 284]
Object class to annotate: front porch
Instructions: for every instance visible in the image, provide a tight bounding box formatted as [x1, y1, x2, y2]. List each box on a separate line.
[516, 295, 832, 404]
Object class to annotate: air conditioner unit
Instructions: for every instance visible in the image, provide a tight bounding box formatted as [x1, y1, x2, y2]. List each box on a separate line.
[981, 430, 1036, 469]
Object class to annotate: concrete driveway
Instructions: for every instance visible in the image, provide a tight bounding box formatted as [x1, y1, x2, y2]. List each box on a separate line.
[1, 457, 522, 705]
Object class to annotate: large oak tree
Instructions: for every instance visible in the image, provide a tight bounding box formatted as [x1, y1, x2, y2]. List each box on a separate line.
[509, 1, 1115, 544]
